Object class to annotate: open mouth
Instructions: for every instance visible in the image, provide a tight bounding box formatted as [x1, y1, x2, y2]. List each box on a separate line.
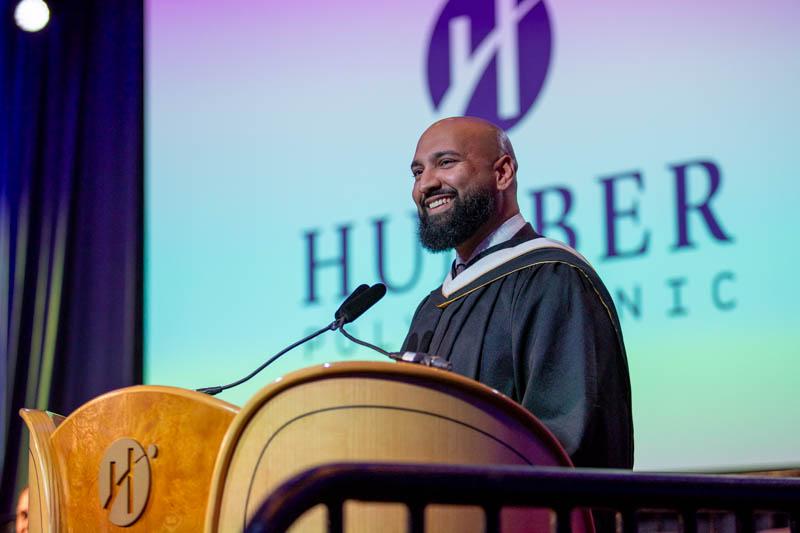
[424, 194, 456, 213]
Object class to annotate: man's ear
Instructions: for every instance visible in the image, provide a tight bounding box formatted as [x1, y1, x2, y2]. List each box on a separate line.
[494, 154, 515, 191]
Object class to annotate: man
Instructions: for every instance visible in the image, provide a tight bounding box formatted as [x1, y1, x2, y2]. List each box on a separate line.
[15, 488, 28, 533]
[404, 117, 633, 469]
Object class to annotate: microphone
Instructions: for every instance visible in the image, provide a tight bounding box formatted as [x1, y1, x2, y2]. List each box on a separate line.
[334, 284, 368, 322]
[197, 283, 378, 396]
[334, 283, 387, 327]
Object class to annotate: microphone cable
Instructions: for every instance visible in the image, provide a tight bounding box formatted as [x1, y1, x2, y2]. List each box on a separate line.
[338, 325, 392, 357]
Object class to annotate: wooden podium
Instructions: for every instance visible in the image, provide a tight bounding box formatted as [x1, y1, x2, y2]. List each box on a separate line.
[21, 361, 590, 532]
[21, 386, 238, 531]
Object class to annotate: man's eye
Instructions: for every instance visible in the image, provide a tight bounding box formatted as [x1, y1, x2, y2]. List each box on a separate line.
[412, 169, 422, 178]
[439, 159, 455, 166]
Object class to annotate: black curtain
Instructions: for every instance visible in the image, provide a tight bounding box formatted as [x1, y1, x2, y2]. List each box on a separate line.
[0, 0, 143, 518]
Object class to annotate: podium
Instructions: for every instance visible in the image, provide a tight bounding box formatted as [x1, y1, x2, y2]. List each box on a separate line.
[21, 361, 591, 532]
[21, 386, 238, 531]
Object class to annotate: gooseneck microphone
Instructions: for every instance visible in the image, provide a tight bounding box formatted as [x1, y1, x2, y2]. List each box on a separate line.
[334, 283, 369, 323]
[335, 283, 386, 327]
[196, 321, 337, 396]
[197, 281, 449, 396]
[197, 283, 377, 396]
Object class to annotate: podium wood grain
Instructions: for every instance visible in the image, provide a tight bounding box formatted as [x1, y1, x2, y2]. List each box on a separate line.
[21, 386, 238, 532]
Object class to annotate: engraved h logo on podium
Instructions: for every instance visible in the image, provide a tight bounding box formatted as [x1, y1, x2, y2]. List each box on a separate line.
[99, 438, 158, 526]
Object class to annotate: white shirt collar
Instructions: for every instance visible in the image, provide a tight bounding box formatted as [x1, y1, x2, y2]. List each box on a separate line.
[455, 213, 527, 266]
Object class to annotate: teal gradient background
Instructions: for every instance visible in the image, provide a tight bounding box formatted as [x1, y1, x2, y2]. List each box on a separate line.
[145, 0, 800, 470]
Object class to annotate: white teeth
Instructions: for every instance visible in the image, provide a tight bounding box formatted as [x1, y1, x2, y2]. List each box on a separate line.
[428, 197, 451, 209]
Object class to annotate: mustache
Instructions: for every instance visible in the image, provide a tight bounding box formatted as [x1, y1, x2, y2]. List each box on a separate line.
[420, 187, 458, 204]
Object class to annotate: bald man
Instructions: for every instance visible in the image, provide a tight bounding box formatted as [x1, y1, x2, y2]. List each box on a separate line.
[405, 117, 633, 469]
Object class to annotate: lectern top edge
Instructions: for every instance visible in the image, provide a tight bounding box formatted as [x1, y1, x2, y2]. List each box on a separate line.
[235, 360, 569, 457]
[60, 384, 240, 419]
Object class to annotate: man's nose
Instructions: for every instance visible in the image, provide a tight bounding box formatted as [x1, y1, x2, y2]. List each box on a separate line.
[416, 168, 441, 195]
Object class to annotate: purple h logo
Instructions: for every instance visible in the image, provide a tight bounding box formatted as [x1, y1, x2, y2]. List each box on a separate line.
[426, 0, 552, 130]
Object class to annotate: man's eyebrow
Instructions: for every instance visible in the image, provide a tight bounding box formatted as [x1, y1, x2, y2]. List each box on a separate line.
[411, 150, 462, 169]
[433, 150, 461, 159]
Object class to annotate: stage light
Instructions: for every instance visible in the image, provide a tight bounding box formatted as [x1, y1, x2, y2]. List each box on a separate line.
[14, 0, 50, 32]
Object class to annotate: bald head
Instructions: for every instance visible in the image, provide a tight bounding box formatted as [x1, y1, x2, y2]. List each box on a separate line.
[419, 116, 518, 173]
[411, 116, 521, 258]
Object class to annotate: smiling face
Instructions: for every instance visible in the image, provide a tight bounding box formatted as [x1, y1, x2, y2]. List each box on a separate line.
[410, 117, 518, 256]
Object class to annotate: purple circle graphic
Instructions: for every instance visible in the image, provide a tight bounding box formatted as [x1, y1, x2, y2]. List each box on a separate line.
[426, 0, 552, 131]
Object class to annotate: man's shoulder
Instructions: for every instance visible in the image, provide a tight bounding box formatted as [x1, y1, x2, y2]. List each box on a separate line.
[426, 238, 621, 321]
[443, 238, 594, 295]
[509, 243, 594, 272]
[509, 245, 605, 291]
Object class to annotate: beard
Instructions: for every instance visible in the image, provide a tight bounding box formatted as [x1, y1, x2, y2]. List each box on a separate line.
[417, 186, 496, 252]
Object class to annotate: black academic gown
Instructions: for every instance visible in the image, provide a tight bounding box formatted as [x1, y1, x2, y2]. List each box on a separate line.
[403, 224, 634, 469]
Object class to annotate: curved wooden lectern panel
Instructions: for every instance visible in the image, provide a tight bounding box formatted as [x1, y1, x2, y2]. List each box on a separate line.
[20, 409, 65, 533]
[207, 361, 591, 533]
[21, 385, 238, 532]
